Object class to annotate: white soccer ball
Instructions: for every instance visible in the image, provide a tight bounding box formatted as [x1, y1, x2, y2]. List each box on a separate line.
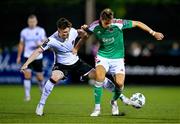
[130, 93, 146, 109]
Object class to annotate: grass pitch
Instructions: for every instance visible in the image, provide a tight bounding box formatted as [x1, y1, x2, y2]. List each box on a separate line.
[0, 84, 180, 123]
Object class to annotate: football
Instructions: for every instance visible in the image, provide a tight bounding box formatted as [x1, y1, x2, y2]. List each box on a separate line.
[130, 93, 146, 109]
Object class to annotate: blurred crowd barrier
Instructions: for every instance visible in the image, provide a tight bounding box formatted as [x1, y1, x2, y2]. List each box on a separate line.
[0, 41, 180, 84]
[126, 41, 180, 57]
[0, 49, 71, 84]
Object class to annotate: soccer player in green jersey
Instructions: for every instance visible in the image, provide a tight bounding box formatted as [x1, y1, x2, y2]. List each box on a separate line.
[74, 8, 164, 116]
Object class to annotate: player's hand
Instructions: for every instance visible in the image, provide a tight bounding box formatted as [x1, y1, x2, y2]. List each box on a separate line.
[16, 57, 21, 64]
[81, 24, 88, 30]
[72, 48, 78, 55]
[77, 29, 88, 38]
[20, 64, 28, 73]
[154, 32, 164, 40]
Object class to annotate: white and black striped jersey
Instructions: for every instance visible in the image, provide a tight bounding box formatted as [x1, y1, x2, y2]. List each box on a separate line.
[40, 28, 79, 65]
[20, 26, 46, 59]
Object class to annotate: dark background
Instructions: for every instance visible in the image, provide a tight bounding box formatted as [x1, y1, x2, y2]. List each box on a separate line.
[0, 0, 180, 48]
[0, 0, 179, 85]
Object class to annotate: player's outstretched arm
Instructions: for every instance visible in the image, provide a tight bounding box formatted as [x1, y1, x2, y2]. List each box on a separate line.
[20, 47, 43, 72]
[73, 29, 89, 54]
[132, 21, 164, 40]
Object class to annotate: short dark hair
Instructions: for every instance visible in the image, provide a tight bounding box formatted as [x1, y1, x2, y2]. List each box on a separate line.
[28, 14, 37, 19]
[56, 18, 72, 29]
[100, 8, 114, 20]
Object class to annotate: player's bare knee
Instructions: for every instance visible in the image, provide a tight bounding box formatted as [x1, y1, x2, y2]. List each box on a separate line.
[36, 73, 44, 81]
[116, 81, 124, 89]
[96, 72, 105, 82]
[51, 70, 64, 83]
[96, 76, 105, 82]
[36, 75, 44, 81]
[24, 71, 32, 79]
[95, 71, 106, 82]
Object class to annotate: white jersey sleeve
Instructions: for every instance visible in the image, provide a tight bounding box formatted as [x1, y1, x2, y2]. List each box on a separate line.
[40, 38, 53, 51]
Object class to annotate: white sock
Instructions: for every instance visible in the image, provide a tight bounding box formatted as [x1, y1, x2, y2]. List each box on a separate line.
[95, 104, 100, 110]
[24, 79, 31, 98]
[38, 80, 45, 92]
[95, 81, 103, 87]
[39, 80, 55, 105]
[103, 77, 115, 92]
[119, 94, 128, 100]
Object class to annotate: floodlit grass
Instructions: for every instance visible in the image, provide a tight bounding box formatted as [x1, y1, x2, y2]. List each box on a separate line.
[0, 84, 180, 123]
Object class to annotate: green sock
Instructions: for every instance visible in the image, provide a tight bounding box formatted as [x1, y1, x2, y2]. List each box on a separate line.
[113, 87, 122, 101]
[94, 86, 103, 104]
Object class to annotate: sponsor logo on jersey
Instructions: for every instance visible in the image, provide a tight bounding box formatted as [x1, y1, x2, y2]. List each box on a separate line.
[102, 37, 114, 43]
[97, 31, 101, 34]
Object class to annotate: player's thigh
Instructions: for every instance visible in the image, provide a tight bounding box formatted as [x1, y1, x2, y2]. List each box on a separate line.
[51, 70, 64, 83]
[95, 55, 109, 82]
[24, 69, 32, 79]
[109, 58, 125, 75]
[95, 65, 106, 82]
[95, 55, 109, 72]
[109, 58, 125, 87]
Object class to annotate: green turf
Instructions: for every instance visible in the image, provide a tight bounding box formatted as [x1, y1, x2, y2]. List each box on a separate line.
[0, 84, 180, 123]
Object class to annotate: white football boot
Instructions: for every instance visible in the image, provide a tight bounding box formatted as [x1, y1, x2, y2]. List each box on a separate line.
[120, 94, 132, 105]
[90, 109, 101, 117]
[120, 94, 142, 109]
[110, 100, 119, 116]
[35, 104, 44, 116]
[24, 96, 31, 102]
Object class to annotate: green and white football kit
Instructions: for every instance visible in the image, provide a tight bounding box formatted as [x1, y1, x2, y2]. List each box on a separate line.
[89, 19, 133, 73]
[89, 19, 133, 116]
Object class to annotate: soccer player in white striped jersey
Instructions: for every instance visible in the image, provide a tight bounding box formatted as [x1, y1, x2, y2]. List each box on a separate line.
[20, 18, 129, 116]
[17, 14, 47, 101]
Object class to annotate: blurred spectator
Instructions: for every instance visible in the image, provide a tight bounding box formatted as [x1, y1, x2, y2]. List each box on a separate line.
[142, 43, 155, 57]
[129, 41, 142, 57]
[169, 42, 180, 56]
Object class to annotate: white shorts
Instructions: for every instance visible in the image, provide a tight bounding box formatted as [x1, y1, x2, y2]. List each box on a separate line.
[95, 55, 125, 75]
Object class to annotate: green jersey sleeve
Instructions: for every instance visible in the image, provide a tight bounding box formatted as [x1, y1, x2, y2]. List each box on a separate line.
[122, 20, 133, 29]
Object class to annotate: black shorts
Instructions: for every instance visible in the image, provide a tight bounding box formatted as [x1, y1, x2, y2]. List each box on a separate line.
[52, 59, 93, 77]
[24, 58, 43, 73]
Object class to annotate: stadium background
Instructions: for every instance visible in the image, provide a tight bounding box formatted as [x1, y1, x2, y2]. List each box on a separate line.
[0, 0, 179, 85]
[0, 0, 180, 123]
